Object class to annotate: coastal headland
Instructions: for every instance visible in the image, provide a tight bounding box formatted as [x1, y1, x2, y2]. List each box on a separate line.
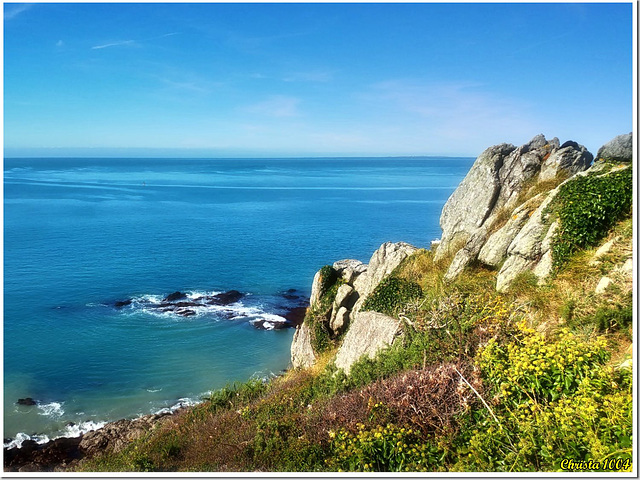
[4, 133, 634, 473]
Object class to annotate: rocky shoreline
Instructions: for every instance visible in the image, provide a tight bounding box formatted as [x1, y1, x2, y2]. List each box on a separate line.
[4, 409, 184, 472]
[4, 288, 308, 472]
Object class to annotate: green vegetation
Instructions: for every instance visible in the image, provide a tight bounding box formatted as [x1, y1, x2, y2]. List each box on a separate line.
[304, 265, 344, 353]
[545, 165, 632, 271]
[362, 276, 423, 316]
[76, 165, 633, 473]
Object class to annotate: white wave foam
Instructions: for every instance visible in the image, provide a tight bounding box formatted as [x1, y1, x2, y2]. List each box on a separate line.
[37, 402, 64, 418]
[4, 420, 107, 450]
[4, 432, 50, 450]
[60, 420, 106, 438]
[146, 388, 162, 393]
[153, 396, 202, 415]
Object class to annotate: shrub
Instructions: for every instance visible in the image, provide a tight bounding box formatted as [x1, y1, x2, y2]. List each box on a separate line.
[546, 166, 632, 270]
[362, 276, 423, 316]
[318, 265, 338, 296]
[460, 322, 632, 471]
[326, 423, 441, 472]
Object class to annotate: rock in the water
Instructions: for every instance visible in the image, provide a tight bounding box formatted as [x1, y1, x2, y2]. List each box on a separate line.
[4, 436, 82, 472]
[207, 290, 243, 305]
[16, 398, 37, 406]
[334, 311, 402, 375]
[595, 133, 633, 162]
[283, 306, 307, 327]
[114, 299, 132, 308]
[163, 291, 187, 302]
[290, 321, 316, 369]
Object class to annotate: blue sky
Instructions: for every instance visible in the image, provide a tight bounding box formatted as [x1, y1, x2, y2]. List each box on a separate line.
[3, 2, 634, 157]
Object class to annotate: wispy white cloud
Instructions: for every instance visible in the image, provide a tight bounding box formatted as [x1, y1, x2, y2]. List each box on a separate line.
[362, 79, 538, 148]
[91, 32, 179, 50]
[91, 39, 136, 50]
[4, 3, 33, 20]
[243, 95, 301, 118]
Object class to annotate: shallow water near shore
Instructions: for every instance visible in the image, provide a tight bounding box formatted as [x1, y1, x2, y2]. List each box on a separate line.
[3, 156, 473, 446]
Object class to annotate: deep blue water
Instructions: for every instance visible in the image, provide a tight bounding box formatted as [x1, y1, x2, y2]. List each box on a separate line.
[3, 156, 473, 446]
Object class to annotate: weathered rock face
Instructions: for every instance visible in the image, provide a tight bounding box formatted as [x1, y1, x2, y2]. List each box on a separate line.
[595, 133, 633, 162]
[478, 194, 544, 267]
[434, 142, 516, 261]
[333, 259, 368, 285]
[435, 134, 594, 285]
[538, 141, 593, 182]
[352, 242, 419, 312]
[79, 412, 173, 457]
[290, 242, 418, 371]
[290, 321, 316, 369]
[334, 311, 402, 375]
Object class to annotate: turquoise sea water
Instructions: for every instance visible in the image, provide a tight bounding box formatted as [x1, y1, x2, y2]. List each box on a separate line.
[3, 156, 473, 446]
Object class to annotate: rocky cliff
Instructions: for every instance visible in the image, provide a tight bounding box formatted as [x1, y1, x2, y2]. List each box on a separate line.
[291, 242, 418, 373]
[290, 132, 633, 375]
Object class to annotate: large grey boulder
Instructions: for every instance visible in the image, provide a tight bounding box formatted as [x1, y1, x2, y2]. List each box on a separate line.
[595, 133, 633, 162]
[436, 134, 594, 281]
[290, 321, 316, 369]
[435, 134, 565, 262]
[495, 188, 560, 292]
[291, 241, 418, 371]
[334, 311, 402, 375]
[352, 242, 419, 313]
[478, 194, 544, 267]
[538, 141, 593, 182]
[434, 142, 516, 261]
[333, 259, 367, 284]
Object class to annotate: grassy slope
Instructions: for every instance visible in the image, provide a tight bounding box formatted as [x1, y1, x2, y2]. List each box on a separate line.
[78, 164, 634, 473]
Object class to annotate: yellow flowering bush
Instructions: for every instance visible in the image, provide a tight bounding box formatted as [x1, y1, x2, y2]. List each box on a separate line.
[325, 423, 441, 472]
[478, 323, 609, 402]
[458, 322, 632, 471]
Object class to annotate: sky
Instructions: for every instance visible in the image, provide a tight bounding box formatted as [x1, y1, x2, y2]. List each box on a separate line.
[2, 2, 635, 157]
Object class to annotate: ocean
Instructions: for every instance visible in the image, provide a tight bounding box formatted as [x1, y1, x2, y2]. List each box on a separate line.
[3, 156, 473, 447]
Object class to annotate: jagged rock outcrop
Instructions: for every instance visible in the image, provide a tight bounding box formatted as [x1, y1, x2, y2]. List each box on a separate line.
[538, 141, 593, 182]
[595, 133, 632, 162]
[435, 134, 594, 285]
[79, 412, 173, 456]
[290, 321, 316, 369]
[494, 187, 561, 291]
[352, 242, 418, 313]
[478, 194, 545, 267]
[290, 242, 418, 371]
[333, 311, 402, 375]
[333, 259, 367, 284]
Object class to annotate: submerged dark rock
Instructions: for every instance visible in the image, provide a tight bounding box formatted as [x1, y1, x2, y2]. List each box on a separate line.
[207, 290, 243, 305]
[16, 398, 37, 406]
[4, 436, 82, 472]
[163, 291, 187, 302]
[114, 299, 132, 308]
[283, 306, 306, 327]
